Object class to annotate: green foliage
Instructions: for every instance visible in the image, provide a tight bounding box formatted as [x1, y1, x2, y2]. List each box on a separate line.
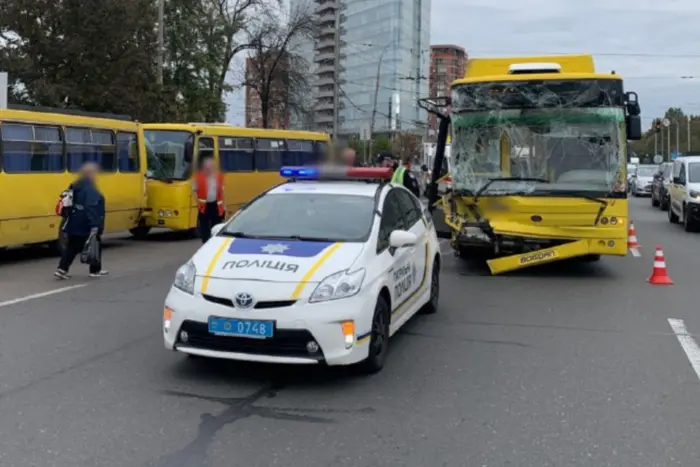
[630, 107, 700, 158]
[0, 0, 171, 121]
[0, 0, 272, 122]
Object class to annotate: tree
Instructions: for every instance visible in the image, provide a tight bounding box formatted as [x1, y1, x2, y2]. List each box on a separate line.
[392, 132, 422, 161]
[0, 0, 169, 121]
[164, 0, 274, 122]
[241, 2, 316, 128]
[629, 107, 700, 159]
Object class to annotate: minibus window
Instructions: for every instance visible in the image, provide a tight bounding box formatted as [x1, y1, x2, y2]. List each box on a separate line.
[66, 127, 117, 172]
[285, 140, 314, 166]
[143, 130, 194, 180]
[117, 132, 140, 172]
[219, 137, 254, 172]
[0, 123, 64, 173]
[255, 139, 285, 171]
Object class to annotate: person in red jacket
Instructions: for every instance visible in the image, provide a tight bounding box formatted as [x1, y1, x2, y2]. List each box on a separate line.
[193, 157, 225, 243]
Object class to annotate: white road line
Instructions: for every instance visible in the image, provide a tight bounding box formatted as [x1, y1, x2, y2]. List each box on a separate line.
[668, 318, 700, 380]
[0, 284, 87, 308]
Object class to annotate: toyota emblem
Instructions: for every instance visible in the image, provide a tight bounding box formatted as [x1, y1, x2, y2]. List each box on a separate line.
[234, 292, 254, 309]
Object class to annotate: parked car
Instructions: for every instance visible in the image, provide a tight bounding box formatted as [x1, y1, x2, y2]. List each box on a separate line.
[630, 165, 656, 196]
[651, 162, 673, 210]
[668, 155, 700, 231]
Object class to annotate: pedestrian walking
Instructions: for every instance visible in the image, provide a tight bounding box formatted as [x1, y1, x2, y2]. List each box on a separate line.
[193, 156, 225, 243]
[55, 162, 108, 279]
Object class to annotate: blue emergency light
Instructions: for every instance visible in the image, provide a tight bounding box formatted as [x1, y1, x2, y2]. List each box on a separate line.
[279, 166, 393, 180]
[280, 166, 320, 178]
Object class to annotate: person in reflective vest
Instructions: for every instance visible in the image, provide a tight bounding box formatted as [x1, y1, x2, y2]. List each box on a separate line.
[193, 157, 225, 243]
[390, 154, 420, 198]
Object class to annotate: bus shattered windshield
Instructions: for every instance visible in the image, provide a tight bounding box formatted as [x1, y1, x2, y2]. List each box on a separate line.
[450, 79, 627, 198]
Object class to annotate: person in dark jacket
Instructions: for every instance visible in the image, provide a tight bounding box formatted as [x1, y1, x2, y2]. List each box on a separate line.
[55, 162, 108, 279]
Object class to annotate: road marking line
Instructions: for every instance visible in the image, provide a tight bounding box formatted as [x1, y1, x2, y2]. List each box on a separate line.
[668, 318, 700, 380]
[0, 284, 87, 308]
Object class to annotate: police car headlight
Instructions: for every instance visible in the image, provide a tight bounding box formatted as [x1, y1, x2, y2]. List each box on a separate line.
[173, 261, 196, 295]
[309, 268, 365, 303]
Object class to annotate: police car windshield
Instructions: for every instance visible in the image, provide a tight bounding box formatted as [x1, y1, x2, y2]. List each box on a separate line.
[222, 193, 375, 242]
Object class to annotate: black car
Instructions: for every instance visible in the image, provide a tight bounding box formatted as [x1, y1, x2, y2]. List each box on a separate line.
[651, 162, 673, 210]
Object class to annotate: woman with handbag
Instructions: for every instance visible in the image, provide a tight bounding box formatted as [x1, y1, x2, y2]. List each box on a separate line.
[54, 162, 108, 279]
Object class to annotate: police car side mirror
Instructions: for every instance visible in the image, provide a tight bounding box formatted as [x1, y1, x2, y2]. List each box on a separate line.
[211, 223, 226, 237]
[389, 230, 417, 249]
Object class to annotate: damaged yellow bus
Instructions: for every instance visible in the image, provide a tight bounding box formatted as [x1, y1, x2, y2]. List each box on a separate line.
[420, 55, 642, 274]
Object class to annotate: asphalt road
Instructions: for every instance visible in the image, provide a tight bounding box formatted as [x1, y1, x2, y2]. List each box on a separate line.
[1, 197, 699, 467]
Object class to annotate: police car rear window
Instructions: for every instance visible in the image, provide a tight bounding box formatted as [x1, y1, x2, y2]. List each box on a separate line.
[222, 193, 374, 242]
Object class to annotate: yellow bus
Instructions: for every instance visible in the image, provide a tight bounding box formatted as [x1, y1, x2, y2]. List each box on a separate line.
[421, 55, 642, 274]
[134, 123, 329, 236]
[0, 107, 147, 251]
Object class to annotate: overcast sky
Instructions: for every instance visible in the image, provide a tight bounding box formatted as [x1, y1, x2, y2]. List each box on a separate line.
[225, 0, 700, 129]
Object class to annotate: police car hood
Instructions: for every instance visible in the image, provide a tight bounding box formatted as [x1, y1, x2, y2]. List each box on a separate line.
[193, 236, 365, 282]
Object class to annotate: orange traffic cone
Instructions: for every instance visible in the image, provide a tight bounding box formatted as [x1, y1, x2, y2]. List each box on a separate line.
[648, 246, 673, 285]
[628, 222, 641, 256]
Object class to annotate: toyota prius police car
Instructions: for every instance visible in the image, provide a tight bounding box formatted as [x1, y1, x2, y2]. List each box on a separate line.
[163, 165, 441, 373]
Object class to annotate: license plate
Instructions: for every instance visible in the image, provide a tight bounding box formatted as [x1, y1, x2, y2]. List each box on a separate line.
[207, 316, 274, 339]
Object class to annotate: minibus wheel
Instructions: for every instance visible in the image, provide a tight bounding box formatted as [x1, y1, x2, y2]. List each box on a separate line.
[129, 226, 151, 239]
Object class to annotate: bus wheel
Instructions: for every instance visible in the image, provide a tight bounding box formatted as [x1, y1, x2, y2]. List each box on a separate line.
[129, 226, 152, 239]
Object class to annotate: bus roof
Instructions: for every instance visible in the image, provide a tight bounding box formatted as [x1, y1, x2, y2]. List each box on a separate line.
[464, 54, 595, 78]
[0, 108, 139, 131]
[141, 123, 329, 141]
[453, 72, 621, 86]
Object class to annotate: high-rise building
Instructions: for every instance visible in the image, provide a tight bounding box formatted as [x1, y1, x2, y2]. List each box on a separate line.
[292, 0, 430, 137]
[427, 44, 467, 138]
[244, 55, 291, 129]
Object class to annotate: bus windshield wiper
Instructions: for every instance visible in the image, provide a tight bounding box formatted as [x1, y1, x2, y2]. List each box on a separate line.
[276, 235, 338, 242]
[219, 231, 259, 238]
[474, 177, 549, 203]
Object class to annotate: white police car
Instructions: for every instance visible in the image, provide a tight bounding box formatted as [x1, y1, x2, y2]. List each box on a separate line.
[163, 166, 441, 373]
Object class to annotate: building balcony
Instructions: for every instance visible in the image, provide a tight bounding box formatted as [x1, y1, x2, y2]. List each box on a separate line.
[317, 87, 334, 98]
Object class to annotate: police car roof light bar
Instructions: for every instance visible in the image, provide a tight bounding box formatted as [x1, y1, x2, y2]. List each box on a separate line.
[279, 166, 393, 181]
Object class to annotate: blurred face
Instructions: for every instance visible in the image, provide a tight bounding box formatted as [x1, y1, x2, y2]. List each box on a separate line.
[343, 148, 356, 166]
[381, 158, 393, 168]
[81, 162, 99, 180]
[201, 157, 215, 174]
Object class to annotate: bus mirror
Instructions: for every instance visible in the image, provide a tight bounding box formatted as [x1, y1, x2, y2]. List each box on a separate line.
[627, 115, 642, 140]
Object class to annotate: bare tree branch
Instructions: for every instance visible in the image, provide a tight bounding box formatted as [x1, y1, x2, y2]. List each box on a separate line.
[240, 1, 317, 128]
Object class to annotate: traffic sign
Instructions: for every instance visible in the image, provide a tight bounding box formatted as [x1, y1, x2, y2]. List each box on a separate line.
[653, 155, 663, 164]
[662, 118, 671, 127]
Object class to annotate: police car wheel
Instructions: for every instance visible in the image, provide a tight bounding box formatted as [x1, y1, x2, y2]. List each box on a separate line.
[421, 260, 440, 314]
[359, 295, 391, 374]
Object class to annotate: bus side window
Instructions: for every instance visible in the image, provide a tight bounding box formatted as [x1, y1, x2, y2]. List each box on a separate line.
[313, 141, 327, 164]
[285, 140, 314, 166]
[196, 137, 215, 169]
[117, 132, 140, 172]
[255, 139, 284, 171]
[66, 127, 117, 172]
[1, 123, 65, 173]
[219, 137, 254, 172]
